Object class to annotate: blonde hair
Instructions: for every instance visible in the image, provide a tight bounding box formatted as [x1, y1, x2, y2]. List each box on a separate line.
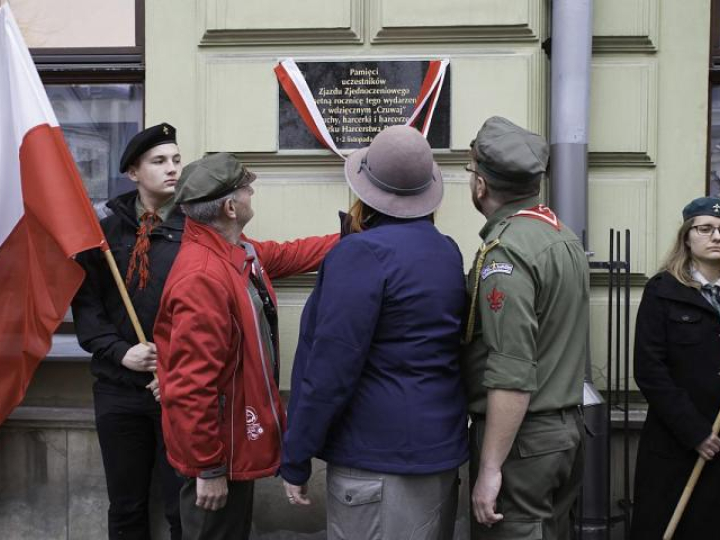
[346, 199, 375, 234]
[346, 198, 436, 233]
[660, 219, 701, 289]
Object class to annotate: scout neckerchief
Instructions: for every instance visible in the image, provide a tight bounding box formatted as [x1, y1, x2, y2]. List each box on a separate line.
[126, 211, 161, 290]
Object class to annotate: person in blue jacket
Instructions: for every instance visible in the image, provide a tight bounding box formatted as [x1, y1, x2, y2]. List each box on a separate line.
[280, 125, 469, 540]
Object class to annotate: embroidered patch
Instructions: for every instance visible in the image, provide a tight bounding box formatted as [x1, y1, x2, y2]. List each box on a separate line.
[481, 260, 514, 280]
[486, 287, 505, 312]
[245, 406, 265, 441]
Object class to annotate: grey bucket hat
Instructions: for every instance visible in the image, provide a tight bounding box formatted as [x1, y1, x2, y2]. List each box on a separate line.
[344, 125, 443, 219]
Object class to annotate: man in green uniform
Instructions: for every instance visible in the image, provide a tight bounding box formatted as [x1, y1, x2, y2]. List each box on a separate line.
[461, 116, 589, 540]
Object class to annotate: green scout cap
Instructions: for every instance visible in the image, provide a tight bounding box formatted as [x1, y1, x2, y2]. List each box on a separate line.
[470, 116, 549, 189]
[682, 196, 720, 221]
[174, 152, 256, 205]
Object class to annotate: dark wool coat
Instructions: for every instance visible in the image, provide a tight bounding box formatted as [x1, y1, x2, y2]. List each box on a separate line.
[630, 271, 720, 540]
[72, 191, 185, 389]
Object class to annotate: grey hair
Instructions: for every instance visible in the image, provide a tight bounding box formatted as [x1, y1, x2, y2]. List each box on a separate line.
[181, 192, 236, 225]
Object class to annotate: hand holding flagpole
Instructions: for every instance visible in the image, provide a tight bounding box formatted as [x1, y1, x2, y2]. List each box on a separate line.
[663, 411, 720, 539]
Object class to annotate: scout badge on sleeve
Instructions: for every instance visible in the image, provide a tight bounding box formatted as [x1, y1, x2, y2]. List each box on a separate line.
[481, 260, 514, 280]
[486, 287, 505, 312]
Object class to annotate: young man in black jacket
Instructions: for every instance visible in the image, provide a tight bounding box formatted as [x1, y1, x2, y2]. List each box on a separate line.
[72, 123, 184, 540]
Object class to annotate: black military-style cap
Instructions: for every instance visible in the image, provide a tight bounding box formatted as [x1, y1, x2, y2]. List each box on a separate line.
[174, 153, 256, 205]
[119, 123, 177, 173]
[470, 116, 549, 189]
[682, 196, 720, 221]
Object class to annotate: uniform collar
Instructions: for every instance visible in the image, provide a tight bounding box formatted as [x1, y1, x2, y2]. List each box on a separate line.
[135, 195, 175, 223]
[479, 195, 539, 240]
[691, 266, 720, 287]
[106, 190, 184, 231]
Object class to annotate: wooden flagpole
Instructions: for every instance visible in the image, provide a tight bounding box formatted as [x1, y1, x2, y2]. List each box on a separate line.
[102, 249, 157, 381]
[662, 412, 720, 539]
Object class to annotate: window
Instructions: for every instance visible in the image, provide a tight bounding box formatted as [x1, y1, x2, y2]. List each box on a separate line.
[15, 0, 145, 207]
[709, 0, 720, 195]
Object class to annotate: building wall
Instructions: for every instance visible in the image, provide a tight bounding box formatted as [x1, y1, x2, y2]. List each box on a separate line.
[147, 0, 710, 393]
[0, 1, 712, 538]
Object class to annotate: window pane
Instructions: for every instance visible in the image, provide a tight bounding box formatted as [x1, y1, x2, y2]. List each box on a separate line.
[12, 0, 136, 48]
[46, 84, 143, 209]
[711, 86, 720, 196]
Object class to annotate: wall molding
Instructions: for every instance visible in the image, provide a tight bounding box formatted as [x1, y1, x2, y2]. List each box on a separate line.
[589, 152, 656, 167]
[370, 0, 541, 44]
[592, 0, 659, 53]
[592, 36, 656, 53]
[235, 150, 470, 170]
[201, 0, 363, 47]
[201, 27, 363, 47]
[372, 25, 538, 45]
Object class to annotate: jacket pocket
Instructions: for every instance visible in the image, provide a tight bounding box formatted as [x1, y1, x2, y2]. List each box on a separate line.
[667, 309, 703, 344]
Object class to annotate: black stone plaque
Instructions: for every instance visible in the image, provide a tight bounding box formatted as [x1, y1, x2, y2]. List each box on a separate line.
[279, 61, 451, 150]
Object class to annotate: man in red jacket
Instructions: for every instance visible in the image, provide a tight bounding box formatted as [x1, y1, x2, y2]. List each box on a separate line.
[154, 152, 337, 540]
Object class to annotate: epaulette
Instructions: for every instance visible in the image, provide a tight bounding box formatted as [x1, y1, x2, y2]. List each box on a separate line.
[509, 204, 561, 231]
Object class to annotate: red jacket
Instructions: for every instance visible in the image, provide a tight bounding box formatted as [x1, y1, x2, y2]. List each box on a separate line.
[155, 218, 337, 480]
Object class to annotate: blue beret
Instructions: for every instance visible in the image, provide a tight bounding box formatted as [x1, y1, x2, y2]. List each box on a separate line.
[682, 196, 720, 221]
[119, 123, 177, 173]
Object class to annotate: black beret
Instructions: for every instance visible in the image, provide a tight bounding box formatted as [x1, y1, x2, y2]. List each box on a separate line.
[682, 196, 720, 221]
[174, 153, 256, 205]
[119, 123, 177, 173]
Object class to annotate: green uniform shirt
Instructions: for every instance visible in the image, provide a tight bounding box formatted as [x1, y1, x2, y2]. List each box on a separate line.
[461, 195, 589, 414]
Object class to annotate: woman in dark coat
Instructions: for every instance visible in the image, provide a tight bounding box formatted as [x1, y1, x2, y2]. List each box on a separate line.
[631, 196, 720, 540]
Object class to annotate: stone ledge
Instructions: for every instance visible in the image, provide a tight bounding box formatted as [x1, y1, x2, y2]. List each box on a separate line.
[3, 406, 95, 430]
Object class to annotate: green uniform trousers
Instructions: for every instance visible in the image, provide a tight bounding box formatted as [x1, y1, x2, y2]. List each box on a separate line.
[179, 478, 253, 540]
[469, 408, 584, 540]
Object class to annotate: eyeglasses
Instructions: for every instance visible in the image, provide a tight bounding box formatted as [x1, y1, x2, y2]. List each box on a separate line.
[465, 163, 479, 175]
[691, 224, 720, 236]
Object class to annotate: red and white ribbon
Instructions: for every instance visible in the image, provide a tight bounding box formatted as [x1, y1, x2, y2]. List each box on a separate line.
[274, 58, 450, 155]
[404, 59, 449, 138]
[274, 59, 344, 159]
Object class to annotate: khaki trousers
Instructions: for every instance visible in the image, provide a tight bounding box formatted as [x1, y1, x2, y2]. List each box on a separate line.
[469, 409, 584, 540]
[326, 465, 459, 540]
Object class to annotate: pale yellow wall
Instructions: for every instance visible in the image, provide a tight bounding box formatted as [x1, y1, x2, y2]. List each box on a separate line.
[146, 0, 711, 392]
[11, 0, 135, 48]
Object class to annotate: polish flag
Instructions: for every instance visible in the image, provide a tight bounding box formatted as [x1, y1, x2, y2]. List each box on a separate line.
[0, 5, 106, 424]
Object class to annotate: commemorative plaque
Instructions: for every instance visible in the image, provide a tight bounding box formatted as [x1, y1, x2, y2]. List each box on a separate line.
[279, 60, 451, 150]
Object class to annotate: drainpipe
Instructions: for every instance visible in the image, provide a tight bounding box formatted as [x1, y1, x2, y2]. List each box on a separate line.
[549, 1, 608, 539]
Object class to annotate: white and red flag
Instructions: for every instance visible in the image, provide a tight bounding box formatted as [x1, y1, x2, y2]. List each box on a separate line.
[0, 4, 106, 424]
[275, 58, 449, 155]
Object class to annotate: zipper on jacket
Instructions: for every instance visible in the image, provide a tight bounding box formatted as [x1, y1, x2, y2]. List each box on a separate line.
[218, 393, 227, 423]
[230, 316, 242, 471]
[246, 289, 283, 447]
